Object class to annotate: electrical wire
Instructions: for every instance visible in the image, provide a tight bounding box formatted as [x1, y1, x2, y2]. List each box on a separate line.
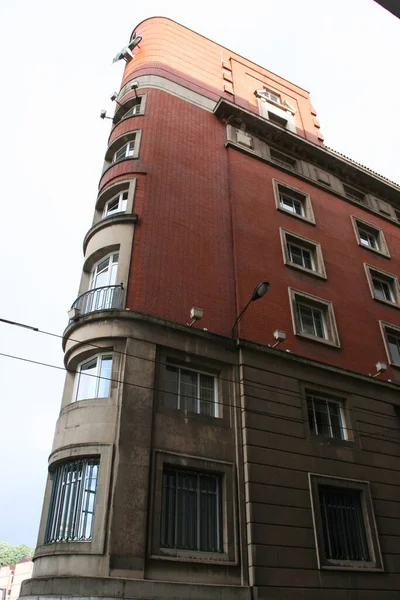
[1, 317, 398, 426]
[1, 349, 399, 445]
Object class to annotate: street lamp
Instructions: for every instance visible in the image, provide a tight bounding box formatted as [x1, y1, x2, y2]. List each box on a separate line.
[230, 281, 270, 338]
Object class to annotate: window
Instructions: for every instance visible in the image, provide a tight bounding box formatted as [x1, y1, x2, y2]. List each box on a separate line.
[44, 458, 99, 543]
[352, 216, 389, 257]
[103, 190, 128, 217]
[160, 468, 222, 553]
[289, 289, 340, 347]
[343, 184, 366, 204]
[365, 265, 399, 306]
[75, 354, 112, 401]
[309, 474, 383, 570]
[263, 89, 280, 103]
[88, 253, 119, 310]
[274, 181, 315, 224]
[380, 322, 400, 366]
[270, 148, 296, 170]
[280, 229, 326, 278]
[164, 364, 218, 417]
[113, 139, 136, 162]
[307, 393, 346, 439]
[268, 111, 287, 128]
[122, 100, 142, 118]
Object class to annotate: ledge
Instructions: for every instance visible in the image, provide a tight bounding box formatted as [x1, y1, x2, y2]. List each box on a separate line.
[83, 214, 138, 253]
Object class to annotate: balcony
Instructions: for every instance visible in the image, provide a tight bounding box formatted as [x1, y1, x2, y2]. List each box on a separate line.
[69, 284, 124, 319]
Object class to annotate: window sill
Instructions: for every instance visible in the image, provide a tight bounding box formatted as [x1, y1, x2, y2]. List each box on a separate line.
[277, 206, 315, 225]
[295, 331, 340, 348]
[157, 404, 229, 427]
[373, 296, 400, 310]
[34, 541, 95, 557]
[320, 561, 384, 572]
[309, 434, 354, 447]
[286, 262, 326, 279]
[150, 549, 235, 566]
[358, 243, 390, 259]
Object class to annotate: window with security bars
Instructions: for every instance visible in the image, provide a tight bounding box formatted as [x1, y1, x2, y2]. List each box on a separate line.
[307, 394, 346, 439]
[160, 468, 222, 553]
[44, 458, 99, 543]
[164, 365, 218, 417]
[319, 486, 370, 562]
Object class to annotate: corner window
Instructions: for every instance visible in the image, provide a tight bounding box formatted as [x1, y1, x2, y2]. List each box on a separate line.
[113, 138, 136, 162]
[352, 216, 390, 257]
[160, 468, 222, 553]
[164, 364, 218, 417]
[280, 229, 326, 278]
[309, 474, 383, 570]
[289, 288, 340, 347]
[45, 458, 99, 543]
[103, 191, 128, 217]
[75, 353, 112, 401]
[274, 180, 315, 224]
[365, 264, 399, 306]
[306, 392, 346, 439]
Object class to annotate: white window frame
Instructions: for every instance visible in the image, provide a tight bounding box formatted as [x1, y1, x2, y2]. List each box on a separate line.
[103, 190, 128, 218]
[164, 363, 219, 418]
[380, 321, 400, 368]
[113, 138, 136, 163]
[351, 216, 390, 257]
[364, 264, 399, 307]
[89, 252, 119, 290]
[289, 288, 340, 347]
[274, 180, 315, 224]
[280, 228, 326, 279]
[306, 392, 347, 440]
[73, 353, 113, 401]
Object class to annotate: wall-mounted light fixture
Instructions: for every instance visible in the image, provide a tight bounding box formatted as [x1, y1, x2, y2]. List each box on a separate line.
[270, 329, 286, 348]
[100, 110, 113, 120]
[112, 34, 142, 64]
[110, 92, 123, 108]
[371, 361, 387, 378]
[187, 307, 204, 327]
[231, 281, 270, 338]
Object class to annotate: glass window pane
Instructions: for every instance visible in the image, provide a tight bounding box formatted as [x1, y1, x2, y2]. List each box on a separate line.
[97, 356, 112, 397]
[298, 304, 314, 335]
[313, 308, 325, 338]
[199, 374, 216, 416]
[76, 358, 98, 400]
[388, 333, 400, 363]
[180, 369, 197, 413]
[165, 366, 179, 409]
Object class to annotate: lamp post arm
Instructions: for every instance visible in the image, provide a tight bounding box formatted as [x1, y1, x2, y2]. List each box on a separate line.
[230, 297, 252, 338]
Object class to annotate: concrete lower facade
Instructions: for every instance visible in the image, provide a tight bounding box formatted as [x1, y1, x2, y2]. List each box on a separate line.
[21, 311, 400, 599]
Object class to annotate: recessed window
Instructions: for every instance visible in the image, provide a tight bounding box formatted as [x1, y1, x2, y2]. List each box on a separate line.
[343, 184, 366, 204]
[289, 289, 340, 347]
[45, 458, 99, 543]
[75, 353, 112, 401]
[307, 393, 346, 439]
[103, 190, 128, 217]
[160, 468, 222, 553]
[113, 138, 136, 162]
[274, 181, 315, 224]
[309, 474, 383, 570]
[122, 99, 142, 118]
[380, 322, 400, 367]
[365, 265, 399, 306]
[281, 229, 326, 279]
[270, 149, 296, 170]
[268, 111, 287, 128]
[263, 89, 281, 103]
[352, 216, 389, 257]
[164, 364, 218, 417]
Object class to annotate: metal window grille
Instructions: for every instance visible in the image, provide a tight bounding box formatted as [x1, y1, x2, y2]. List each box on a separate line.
[387, 331, 400, 364]
[288, 243, 313, 270]
[270, 149, 296, 170]
[297, 302, 326, 338]
[372, 277, 393, 302]
[164, 365, 217, 417]
[319, 486, 370, 561]
[44, 458, 99, 543]
[307, 394, 345, 439]
[160, 468, 222, 552]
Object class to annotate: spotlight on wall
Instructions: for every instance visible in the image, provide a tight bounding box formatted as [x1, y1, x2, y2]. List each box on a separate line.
[130, 81, 140, 97]
[270, 329, 286, 349]
[371, 361, 388, 378]
[187, 307, 204, 327]
[230, 281, 270, 338]
[100, 110, 113, 120]
[110, 92, 123, 108]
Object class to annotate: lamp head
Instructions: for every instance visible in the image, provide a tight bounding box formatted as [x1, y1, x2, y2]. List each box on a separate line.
[100, 110, 107, 119]
[251, 281, 270, 302]
[110, 92, 118, 102]
[131, 81, 139, 90]
[376, 361, 387, 374]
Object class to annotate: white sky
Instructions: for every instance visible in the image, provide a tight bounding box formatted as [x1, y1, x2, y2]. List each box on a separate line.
[0, 0, 398, 547]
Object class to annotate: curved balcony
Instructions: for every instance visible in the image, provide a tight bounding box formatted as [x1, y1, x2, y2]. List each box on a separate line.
[69, 284, 124, 320]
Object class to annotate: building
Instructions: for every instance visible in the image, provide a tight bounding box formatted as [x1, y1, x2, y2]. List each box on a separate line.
[374, 0, 400, 18]
[1, 559, 33, 600]
[21, 16, 400, 600]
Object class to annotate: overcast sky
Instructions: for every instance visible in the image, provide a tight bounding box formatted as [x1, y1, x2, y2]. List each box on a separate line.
[0, 0, 398, 548]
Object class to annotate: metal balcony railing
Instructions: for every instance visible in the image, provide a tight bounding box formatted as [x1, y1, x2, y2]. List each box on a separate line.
[71, 284, 124, 316]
